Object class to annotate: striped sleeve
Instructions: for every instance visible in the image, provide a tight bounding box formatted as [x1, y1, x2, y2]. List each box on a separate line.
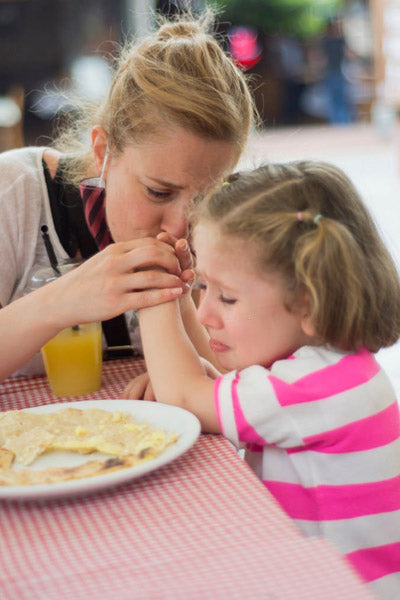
[214, 347, 399, 453]
[214, 364, 304, 450]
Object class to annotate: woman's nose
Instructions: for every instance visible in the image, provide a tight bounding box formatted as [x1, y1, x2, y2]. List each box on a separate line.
[160, 203, 189, 239]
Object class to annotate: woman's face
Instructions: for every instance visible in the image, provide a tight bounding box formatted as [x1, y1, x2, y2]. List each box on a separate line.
[93, 126, 237, 242]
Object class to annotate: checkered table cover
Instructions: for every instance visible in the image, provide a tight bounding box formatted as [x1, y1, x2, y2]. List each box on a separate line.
[0, 360, 375, 600]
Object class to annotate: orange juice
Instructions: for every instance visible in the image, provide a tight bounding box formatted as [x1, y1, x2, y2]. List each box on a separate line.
[41, 322, 102, 396]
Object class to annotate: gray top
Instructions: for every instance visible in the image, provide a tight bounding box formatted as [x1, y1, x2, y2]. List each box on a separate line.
[0, 147, 141, 376]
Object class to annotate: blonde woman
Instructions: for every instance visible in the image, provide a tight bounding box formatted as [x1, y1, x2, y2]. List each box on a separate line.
[135, 161, 400, 599]
[0, 9, 255, 383]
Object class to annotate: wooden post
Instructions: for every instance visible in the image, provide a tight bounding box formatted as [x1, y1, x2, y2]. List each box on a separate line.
[370, 0, 400, 137]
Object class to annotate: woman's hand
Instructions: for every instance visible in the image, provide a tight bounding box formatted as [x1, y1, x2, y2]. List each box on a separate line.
[40, 238, 188, 329]
[0, 238, 188, 383]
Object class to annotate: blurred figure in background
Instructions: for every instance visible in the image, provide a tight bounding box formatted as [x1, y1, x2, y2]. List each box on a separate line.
[271, 34, 307, 125]
[321, 17, 354, 125]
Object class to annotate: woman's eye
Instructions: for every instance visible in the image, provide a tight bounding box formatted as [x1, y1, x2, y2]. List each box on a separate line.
[220, 295, 237, 305]
[146, 187, 173, 201]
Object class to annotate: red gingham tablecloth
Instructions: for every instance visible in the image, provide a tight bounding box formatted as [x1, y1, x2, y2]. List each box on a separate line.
[0, 360, 375, 600]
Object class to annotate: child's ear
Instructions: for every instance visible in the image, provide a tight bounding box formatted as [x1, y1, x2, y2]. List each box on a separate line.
[301, 313, 316, 338]
[298, 293, 316, 337]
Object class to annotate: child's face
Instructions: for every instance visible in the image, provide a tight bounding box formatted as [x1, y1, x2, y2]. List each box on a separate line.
[193, 223, 311, 371]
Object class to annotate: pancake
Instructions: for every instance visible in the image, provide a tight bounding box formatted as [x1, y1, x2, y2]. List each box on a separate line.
[0, 407, 178, 486]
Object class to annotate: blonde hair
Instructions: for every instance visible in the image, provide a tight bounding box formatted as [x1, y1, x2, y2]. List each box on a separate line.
[197, 160, 400, 352]
[54, 8, 256, 184]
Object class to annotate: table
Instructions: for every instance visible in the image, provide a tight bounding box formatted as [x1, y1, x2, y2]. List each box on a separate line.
[0, 359, 375, 600]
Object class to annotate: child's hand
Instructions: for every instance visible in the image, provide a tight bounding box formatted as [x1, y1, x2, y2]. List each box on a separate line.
[120, 358, 221, 401]
[121, 371, 155, 401]
[157, 232, 195, 292]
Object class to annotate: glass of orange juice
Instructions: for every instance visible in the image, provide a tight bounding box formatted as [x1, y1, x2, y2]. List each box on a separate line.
[41, 322, 102, 397]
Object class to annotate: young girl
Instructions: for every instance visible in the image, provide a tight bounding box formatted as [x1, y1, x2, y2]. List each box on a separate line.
[135, 160, 400, 600]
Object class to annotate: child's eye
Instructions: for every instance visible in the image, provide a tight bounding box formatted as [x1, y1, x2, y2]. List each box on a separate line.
[146, 187, 173, 202]
[220, 295, 236, 305]
[193, 280, 206, 291]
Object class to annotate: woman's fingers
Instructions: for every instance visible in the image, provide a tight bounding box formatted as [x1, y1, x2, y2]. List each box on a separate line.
[120, 270, 189, 292]
[114, 240, 182, 276]
[117, 237, 176, 254]
[79, 286, 182, 322]
[46, 257, 183, 327]
[123, 288, 182, 312]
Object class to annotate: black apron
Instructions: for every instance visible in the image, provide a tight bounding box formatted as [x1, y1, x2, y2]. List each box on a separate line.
[43, 158, 136, 360]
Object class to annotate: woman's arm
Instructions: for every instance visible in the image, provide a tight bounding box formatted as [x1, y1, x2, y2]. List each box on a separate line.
[0, 239, 185, 383]
[138, 300, 221, 433]
[0, 291, 63, 382]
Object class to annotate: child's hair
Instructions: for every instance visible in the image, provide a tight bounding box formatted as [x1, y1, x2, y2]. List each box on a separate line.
[196, 160, 400, 352]
[54, 8, 256, 184]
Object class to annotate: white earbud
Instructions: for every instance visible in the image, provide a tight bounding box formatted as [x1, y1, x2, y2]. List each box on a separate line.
[99, 143, 110, 186]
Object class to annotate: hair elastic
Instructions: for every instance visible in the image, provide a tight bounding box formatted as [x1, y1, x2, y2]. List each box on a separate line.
[314, 214, 323, 224]
[297, 212, 303, 222]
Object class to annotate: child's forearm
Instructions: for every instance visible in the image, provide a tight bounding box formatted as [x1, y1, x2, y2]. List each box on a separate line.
[179, 293, 218, 365]
[139, 300, 205, 402]
[138, 301, 220, 432]
[179, 294, 227, 373]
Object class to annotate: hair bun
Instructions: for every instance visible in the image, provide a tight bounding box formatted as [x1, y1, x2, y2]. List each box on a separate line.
[157, 21, 200, 40]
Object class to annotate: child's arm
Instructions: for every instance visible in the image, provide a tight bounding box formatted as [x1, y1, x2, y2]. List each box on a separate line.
[179, 291, 223, 367]
[138, 300, 221, 433]
[159, 233, 222, 368]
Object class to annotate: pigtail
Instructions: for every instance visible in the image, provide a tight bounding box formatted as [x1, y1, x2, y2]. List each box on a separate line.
[295, 213, 385, 351]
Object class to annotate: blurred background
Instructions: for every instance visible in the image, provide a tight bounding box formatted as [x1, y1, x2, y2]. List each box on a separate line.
[1, 0, 400, 395]
[0, 0, 397, 147]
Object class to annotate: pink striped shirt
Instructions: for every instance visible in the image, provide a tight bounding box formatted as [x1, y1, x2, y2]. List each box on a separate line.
[215, 346, 400, 600]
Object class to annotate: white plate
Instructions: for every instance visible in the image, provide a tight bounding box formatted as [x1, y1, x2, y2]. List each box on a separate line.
[0, 399, 200, 501]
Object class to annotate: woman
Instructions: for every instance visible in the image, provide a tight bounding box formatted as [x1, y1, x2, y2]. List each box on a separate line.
[0, 9, 255, 384]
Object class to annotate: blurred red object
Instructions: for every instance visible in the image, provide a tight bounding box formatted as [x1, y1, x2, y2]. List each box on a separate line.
[228, 26, 262, 71]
